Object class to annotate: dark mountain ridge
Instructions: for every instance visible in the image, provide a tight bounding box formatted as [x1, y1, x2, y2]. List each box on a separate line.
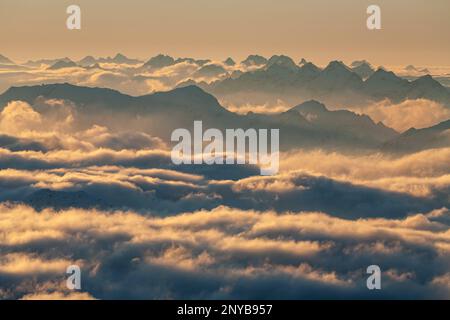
[0, 83, 400, 152]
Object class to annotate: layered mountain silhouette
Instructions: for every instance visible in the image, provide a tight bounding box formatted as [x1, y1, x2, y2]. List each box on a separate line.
[350, 60, 375, 79]
[7, 53, 448, 109]
[241, 55, 268, 67]
[24, 57, 72, 68]
[405, 65, 430, 74]
[144, 54, 176, 69]
[298, 58, 308, 66]
[265, 55, 299, 71]
[47, 59, 78, 70]
[382, 119, 450, 153]
[0, 54, 14, 65]
[77, 53, 143, 66]
[77, 55, 97, 67]
[0, 83, 400, 152]
[190, 57, 450, 108]
[193, 64, 228, 78]
[224, 57, 236, 66]
[143, 54, 211, 69]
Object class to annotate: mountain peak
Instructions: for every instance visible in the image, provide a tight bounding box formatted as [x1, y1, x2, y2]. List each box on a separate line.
[318, 61, 359, 81]
[107, 53, 142, 64]
[173, 84, 205, 93]
[350, 60, 370, 68]
[0, 54, 15, 65]
[298, 62, 321, 79]
[81, 55, 95, 60]
[154, 85, 216, 101]
[351, 61, 375, 79]
[300, 62, 321, 72]
[292, 100, 328, 113]
[144, 54, 175, 68]
[412, 74, 441, 87]
[112, 53, 128, 63]
[193, 64, 227, 78]
[266, 55, 298, 71]
[241, 55, 267, 66]
[298, 58, 308, 66]
[324, 60, 350, 72]
[47, 59, 77, 70]
[148, 85, 228, 115]
[223, 57, 236, 66]
[78, 55, 97, 66]
[404, 65, 430, 74]
[367, 68, 402, 82]
[114, 53, 127, 59]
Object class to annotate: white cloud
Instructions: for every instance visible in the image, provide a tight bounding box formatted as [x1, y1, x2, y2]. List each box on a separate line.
[352, 99, 450, 132]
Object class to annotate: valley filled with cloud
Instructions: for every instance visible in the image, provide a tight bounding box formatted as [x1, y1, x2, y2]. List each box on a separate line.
[0, 53, 449, 299]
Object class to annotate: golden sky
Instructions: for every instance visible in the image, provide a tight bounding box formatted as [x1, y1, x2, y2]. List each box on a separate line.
[1, 0, 449, 66]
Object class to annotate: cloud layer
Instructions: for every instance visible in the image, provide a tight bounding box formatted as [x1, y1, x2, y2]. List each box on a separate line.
[1, 204, 449, 299]
[351, 99, 450, 132]
[0, 78, 449, 299]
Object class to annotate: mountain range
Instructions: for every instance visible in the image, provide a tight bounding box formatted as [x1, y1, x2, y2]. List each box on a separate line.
[3, 52, 448, 109]
[0, 54, 15, 65]
[197, 57, 450, 108]
[382, 119, 450, 153]
[47, 59, 78, 70]
[78, 53, 143, 66]
[0, 83, 408, 152]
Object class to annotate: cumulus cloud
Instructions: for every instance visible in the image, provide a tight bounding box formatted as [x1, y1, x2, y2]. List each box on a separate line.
[0, 100, 167, 153]
[352, 99, 450, 132]
[0, 101, 42, 134]
[0, 100, 75, 137]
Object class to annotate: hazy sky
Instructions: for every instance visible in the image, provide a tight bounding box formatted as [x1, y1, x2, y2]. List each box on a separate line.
[1, 0, 449, 66]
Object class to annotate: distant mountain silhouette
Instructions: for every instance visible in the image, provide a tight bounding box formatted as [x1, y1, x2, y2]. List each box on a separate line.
[298, 62, 322, 80]
[77, 54, 143, 66]
[0, 83, 400, 152]
[77, 55, 97, 67]
[92, 53, 143, 64]
[382, 119, 450, 153]
[405, 65, 430, 74]
[265, 55, 298, 71]
[363, 68, 410, 99]
[47, 60, 78, 70]
[193, 64, 228, 78]
[241, 55, 268, 67]
[24, 57, 72, 68]
[202, 57, 450, 108]
[0, 54, 14, 65]
[224, 58, 236, 66]
[144, 54, 176, 69]
[109, 53, 142, 64]
[350, 60, 375, 79]
[364, 71, 450, 103]
[407, 75, 449, 101]
[308, 61, 362, 91]
[298, 58, 308, 66]
[288, 100, 397, 146]
[144, 54, 210, 68]
[175, 57, 211, 66]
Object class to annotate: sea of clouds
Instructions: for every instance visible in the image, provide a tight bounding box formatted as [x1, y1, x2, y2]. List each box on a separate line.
[0, 96, 449, 299]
